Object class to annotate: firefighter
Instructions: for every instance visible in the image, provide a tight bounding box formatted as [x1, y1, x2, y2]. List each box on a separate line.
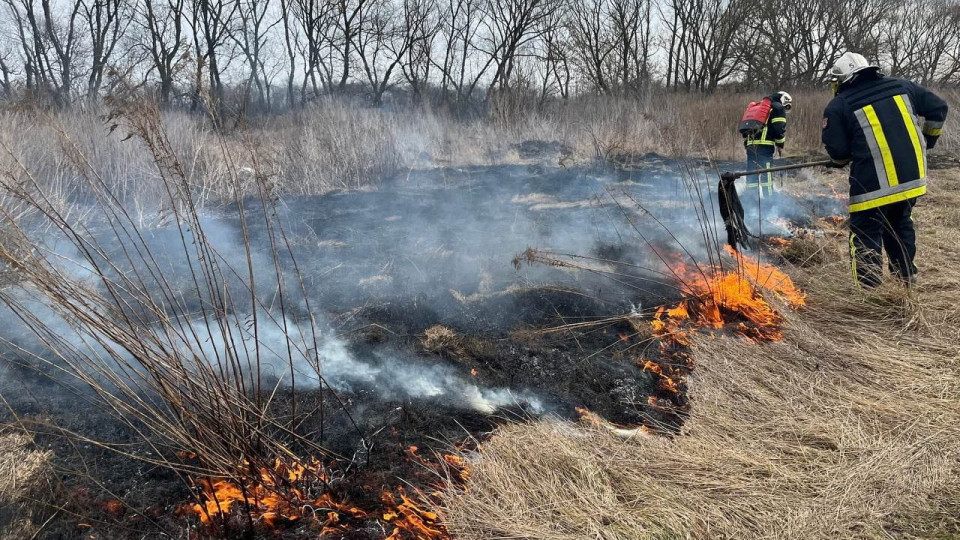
[822, 51, 948, 288]
[744, 91, 792, 197]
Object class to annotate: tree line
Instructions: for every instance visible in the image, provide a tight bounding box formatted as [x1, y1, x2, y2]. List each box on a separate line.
[1, 0, 959, 110]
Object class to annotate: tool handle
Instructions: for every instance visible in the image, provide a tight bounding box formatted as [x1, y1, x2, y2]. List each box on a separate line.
[722, 159, 834, 181]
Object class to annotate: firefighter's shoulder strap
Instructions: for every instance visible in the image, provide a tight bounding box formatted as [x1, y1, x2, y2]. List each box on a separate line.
[739, 97, 774, 139]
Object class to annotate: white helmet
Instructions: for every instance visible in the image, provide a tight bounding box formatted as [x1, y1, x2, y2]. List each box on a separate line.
[830, 52, 880, 84]
[777, 91, 793, 112]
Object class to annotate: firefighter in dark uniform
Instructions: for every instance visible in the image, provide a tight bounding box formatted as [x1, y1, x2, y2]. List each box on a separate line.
[822, 52, 948, 287]
[745, 91, 792, 197]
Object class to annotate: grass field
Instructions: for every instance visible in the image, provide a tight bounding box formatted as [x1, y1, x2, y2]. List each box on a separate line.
[1, 90, 954, 209]
[0, 90, 958, 539]
[439, 166, 960, 540]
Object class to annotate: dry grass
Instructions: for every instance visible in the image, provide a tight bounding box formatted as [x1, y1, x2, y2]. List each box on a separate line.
[0, 97, 367, 535]
[0, 431, 52, 539]
[439, 168, 960, 540]
[0, 90, 956, 537]
[0, 432, 50, 505]
[422, 325, 463, 353]
[3, 90, 953, 214]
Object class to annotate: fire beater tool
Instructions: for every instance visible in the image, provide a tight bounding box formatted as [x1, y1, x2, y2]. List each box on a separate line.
[718, 159, 834, 251]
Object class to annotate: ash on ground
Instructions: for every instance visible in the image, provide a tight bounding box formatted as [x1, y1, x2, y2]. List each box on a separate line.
[0, 154, 839, 538]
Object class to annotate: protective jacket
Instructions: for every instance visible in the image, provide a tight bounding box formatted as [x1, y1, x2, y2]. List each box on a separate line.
[822, 72, 948, 212]
[745, 97, 787, 149]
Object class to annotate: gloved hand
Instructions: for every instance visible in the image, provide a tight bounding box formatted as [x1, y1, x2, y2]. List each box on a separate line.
[925, 134, 938, 149]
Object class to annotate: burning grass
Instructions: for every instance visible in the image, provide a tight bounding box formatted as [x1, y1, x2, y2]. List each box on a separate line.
[437, 167, 960, 539]
[181, 445, 470, 538]
[656, 246, 806, 343]
[1, 87, 956, 539]
[4, 94, 660, 538]
[0, 96, 373, 538]
[185, 459, 367, 530]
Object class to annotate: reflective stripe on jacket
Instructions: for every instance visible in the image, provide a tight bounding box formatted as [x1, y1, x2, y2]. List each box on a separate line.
[822, 74, 948, 213]
[746, 100, 787, 148]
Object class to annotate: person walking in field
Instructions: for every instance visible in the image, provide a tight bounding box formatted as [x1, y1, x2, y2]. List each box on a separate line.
[822, 51, 948, 288]
[739, 91, 792, 197]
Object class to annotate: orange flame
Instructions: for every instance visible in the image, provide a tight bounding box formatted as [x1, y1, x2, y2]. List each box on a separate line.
[723, 246, 806, 308]
[656, 249, 806, 343]
[383, 488, 449, 539]
[819, 215, 845, 228]
[641, 359, 681, 394]
[380, 449, 471, 539]
[575, 407, 654, 437]
[186, 446, 469, 537]
[189, 459, 365, 530]
[767, 236, 791, 247]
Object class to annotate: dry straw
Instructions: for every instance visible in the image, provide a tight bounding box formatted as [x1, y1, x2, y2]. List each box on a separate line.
[440, 169, 960, 540]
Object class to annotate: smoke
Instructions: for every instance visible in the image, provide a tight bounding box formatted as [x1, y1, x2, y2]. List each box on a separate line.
[0, 156, 836, 418]
[177, 311, 543, 413]
[737, 168, 844, 235]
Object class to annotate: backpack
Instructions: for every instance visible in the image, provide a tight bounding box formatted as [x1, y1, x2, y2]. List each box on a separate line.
[739, 97, 773, 138]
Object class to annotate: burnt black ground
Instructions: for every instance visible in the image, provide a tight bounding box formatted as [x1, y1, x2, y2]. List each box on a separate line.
[0, 153, 842, 539]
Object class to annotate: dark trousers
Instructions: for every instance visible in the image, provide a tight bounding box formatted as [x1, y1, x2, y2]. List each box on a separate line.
[745, 145, 776, 197]
[848, 199, 918, 288]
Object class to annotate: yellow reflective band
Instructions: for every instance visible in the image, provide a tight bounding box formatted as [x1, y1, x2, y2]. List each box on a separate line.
[746, 140, 776, 146]
[924, 127, 943, 136]
[771, 117, 787, 123]
[849, 185, 926, 212]
[894, 95, 924, 179]
[862, 104, 899, 186]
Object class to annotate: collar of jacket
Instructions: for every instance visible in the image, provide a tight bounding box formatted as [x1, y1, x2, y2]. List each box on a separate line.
[838, 69, 884, 94]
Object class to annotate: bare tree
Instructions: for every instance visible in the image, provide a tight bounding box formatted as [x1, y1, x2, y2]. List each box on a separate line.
[355, 0, 438, 103]
[663, 0, 751, 92]
[481, 0, 560, 95]
[3, 0, 84, 104]
[884, 0, 960, 85]
[400, 0, 440, 103]
[187, 0, 239, 108]
[81, 0, 132, 99]
[333, 0, 372, 91]
[435, 0, 486, 102]
[0, 16, 20, 97]
[138, 0, 186, 105]
[537, 5, 569, 100]
[43, 0, 84, 103]
[278, 0, 299, 106]
[608, 0, 652, 94]
[228, 0, 280, 109]
[291, 0, 339, 99]
[0, 51, 13, 98]
[567, 0, 614, 93]
[3, 0, 37, 91]
[0, 0, 958, 109]
[834, 0, 897, 60]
